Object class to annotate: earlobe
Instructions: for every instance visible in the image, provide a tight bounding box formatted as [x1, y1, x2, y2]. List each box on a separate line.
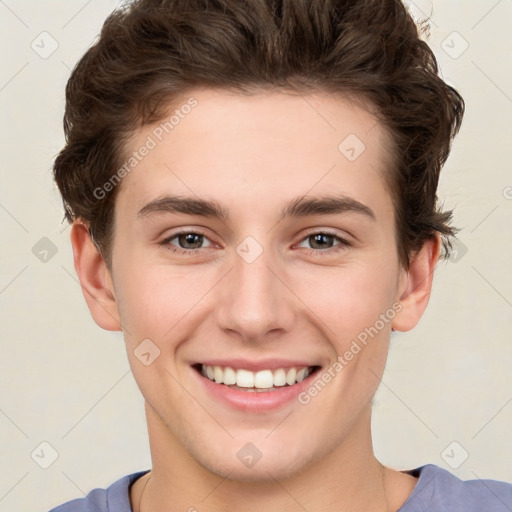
[70, 221, 122, 331]
[392, 234, 441, 332]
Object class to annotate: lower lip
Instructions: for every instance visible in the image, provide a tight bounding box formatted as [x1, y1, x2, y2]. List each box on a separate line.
[192, 366, 320, 413]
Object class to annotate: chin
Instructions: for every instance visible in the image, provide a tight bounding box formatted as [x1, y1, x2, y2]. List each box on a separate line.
[195, 444, 319, 483]
[205, 460, 304, 483]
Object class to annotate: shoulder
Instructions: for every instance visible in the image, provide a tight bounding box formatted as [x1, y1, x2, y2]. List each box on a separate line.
[48, 470, 149, 512]
[399, 464, 512, 512]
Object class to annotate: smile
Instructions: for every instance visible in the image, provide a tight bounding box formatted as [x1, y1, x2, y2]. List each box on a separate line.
[191, 361, 322, 412]
[196, 363, 320, 391]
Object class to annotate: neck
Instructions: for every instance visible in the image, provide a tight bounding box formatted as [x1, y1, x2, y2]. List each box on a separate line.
[132, 403, 416, 512]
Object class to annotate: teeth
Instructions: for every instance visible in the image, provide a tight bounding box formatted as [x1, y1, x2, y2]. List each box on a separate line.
[213, 365, 223, 384]
[199, 364, 315, 388]
[223, 366, 237, 385]
[254, 370, 273, 388]
[236, 369, 254, 388]
[296, 368, 307, 383]
[286, 367, 297, 385]
[273, 368, 287, 387]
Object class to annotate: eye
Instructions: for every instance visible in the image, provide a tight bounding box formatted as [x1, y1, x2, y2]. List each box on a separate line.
[159, 230, 213, 255]
[296, 230, 351, 256]
[158, 229, 351, 257]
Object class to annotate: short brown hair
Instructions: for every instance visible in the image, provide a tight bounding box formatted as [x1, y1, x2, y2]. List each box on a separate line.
[53, 0, 465, 269]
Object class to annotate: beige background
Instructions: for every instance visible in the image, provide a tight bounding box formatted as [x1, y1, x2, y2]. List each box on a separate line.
[1, 1, 511, 511]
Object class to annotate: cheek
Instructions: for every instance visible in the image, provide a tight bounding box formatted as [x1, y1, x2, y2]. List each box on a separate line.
[117, 263, 200, 322]
[295, 259, 398, 340]
[115, 265, 206, 406]
[294, 259, 398, 404]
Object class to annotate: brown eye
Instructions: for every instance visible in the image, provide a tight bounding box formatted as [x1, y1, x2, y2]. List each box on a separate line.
[159, 230, 213, 255]
[297, 231, 351, 256]
[175, 233, 204, 249]
[307, 233, 337, 250]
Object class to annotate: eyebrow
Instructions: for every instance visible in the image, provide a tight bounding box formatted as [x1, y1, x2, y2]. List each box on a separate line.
[137, 193, 376, 222]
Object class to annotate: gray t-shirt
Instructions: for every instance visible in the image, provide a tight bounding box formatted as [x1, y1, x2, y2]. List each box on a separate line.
[48, 464, 512, 511]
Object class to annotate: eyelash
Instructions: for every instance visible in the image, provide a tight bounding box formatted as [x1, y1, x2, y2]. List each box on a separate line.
[159, 229, 351, 257]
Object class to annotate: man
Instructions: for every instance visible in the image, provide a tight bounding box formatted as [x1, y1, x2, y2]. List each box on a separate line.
[50, 0, 512, 510]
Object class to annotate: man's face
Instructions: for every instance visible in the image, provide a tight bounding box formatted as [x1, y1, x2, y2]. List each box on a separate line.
[108, 88, 407, 480]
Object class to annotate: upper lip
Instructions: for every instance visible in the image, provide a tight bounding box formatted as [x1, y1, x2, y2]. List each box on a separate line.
[193, 359, 321, 372]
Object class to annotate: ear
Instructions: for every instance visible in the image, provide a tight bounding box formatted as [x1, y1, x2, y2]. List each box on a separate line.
[392, 234, 441, 332]
[69, 221, 122, 331]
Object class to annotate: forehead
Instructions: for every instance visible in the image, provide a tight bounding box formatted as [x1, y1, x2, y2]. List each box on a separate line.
[116, 88, 394, 224]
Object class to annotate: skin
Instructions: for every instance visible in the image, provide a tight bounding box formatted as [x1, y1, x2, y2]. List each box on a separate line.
[70, 88, 440, 512]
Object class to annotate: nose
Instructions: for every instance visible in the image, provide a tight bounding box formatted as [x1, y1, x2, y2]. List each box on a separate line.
[214, 243, 296, 343]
